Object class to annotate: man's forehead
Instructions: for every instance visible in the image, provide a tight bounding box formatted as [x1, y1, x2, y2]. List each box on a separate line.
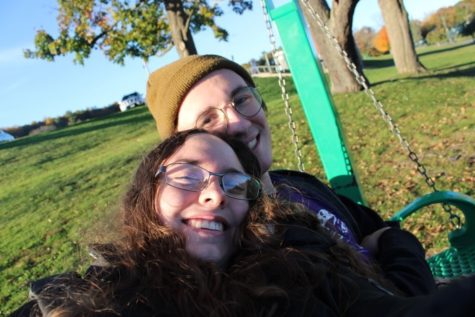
[192, 69, 248, 93]
[176, 69, 251, 129]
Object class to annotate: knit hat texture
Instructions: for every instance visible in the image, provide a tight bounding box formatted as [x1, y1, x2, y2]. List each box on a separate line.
[146, 54, 255, 139]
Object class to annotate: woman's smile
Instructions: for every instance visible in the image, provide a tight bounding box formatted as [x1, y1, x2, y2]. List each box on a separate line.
[184, 217, 228, 232]
[156, 133, 249, 266]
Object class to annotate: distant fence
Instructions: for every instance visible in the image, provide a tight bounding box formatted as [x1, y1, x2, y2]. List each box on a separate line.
[246, 65, 291, 75]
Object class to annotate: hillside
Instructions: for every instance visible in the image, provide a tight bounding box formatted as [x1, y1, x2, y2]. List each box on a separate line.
[1, 41, 474, 314]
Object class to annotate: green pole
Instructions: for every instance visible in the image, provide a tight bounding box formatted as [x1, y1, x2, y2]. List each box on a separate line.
[266, 0, 366, 205]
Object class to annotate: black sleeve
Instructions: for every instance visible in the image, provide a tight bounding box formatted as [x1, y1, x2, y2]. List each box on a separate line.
[348, 275, 475, 317]
[337, 194, 436, 296]
[374, 228, 436, 296]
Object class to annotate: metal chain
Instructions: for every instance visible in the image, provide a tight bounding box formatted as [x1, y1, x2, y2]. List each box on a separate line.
[143, 59, 151, 75]
[260, 0, 305, 172]
[294, 0, 460, 227]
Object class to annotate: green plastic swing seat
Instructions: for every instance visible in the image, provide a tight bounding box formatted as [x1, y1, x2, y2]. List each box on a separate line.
[263, 0, 475, 280]
[391, 191, 475, 279]
[427, 245, 475, 278]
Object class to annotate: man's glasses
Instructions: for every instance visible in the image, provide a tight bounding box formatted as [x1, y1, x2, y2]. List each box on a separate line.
[155, 162, 261, 200]
[195, 86, 263, 132]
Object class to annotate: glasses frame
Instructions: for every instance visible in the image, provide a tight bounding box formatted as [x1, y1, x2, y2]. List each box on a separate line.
[155, 162, 261, 201]
[195, 86, 263, 132]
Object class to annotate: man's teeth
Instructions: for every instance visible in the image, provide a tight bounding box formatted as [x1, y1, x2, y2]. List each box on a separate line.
[248, 137, 257, 149]
[188, 219, 224, 232]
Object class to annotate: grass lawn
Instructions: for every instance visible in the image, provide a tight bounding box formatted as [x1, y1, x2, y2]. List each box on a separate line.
[1, 41, 474, 314]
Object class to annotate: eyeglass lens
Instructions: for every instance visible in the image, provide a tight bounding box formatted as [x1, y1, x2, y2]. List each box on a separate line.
[161, 163, 260, 200]
[233, 86, 262, 117]
[195, 87, 262, 131]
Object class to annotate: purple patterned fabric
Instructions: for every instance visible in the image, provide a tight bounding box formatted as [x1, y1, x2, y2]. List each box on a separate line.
[272, 177, 370, 258]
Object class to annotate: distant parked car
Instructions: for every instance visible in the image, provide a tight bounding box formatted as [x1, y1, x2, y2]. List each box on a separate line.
[415, 39, 428, 47]
[118, 92, 144, 112]
[0, 130, 15, 143]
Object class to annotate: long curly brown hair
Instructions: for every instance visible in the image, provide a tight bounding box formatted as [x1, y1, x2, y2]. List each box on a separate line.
[36, 129, 386, 317]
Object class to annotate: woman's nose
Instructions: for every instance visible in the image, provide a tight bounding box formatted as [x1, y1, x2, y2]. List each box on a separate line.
[199, 176, 226, 208]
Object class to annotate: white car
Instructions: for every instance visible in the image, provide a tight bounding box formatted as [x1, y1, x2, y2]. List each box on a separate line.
[118, 92, 144, 112]
[0, 130, 15, 143]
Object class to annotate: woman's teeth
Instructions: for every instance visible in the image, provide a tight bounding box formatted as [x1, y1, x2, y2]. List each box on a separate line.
[188, 219, 224, 232]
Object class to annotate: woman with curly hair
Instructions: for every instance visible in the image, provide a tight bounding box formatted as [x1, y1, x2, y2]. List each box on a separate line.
[12, 130, 475, 317]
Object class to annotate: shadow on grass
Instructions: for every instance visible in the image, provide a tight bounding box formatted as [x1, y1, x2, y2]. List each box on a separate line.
[364, 42, 475, 84]
[431, 60, 475, 73]
[417, 41, 474, 58]
[363, 58, 395, 69]
[0, 108, 153, 150]
[371, 63, 475, 87]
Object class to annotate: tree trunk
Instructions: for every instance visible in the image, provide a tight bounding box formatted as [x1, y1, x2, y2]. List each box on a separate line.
[378, 0, 426, 74]
[300, 0, 368, 93]
[164, 0, 197, 57]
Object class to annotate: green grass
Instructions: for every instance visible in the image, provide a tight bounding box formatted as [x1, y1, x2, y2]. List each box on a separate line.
[265, 41, 475, 254]
[0, 109, 160, 314]
[1, 41, 474, 314]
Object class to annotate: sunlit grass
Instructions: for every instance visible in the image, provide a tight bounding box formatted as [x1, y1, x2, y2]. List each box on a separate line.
[1, 41, 474, 314]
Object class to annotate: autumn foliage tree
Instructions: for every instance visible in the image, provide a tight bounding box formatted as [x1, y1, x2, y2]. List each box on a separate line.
[421, 0, 475, 43]
[24, 0, 253, 63]
[354, 27, 376, 55]
[372, 27, 390, 54]
[44, 117, 56, 126]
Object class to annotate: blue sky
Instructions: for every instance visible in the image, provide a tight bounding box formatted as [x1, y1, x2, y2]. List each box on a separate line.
[0, 0, 460, 129]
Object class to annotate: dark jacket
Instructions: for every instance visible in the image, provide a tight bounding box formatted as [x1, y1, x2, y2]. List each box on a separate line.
[283, 225, 475, 317]
[269, 169, 436, 296]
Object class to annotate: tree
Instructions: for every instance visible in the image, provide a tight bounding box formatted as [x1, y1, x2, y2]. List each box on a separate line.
[420, 1, 473, 44]
[420, 19, 436, 41]
[24, 0, 252, 63]
[410, 19, 423, 44]
[457, 0, 475, 38]
[460, 15, 475, 38]
[372, 27, 390, 54]
[354, 26, 376, 56]
[378, 0, 426, 74]
[299, 0, 368, 93]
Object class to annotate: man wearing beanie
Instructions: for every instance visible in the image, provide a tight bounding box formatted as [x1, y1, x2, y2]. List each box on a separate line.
[146, 54, 435, 296]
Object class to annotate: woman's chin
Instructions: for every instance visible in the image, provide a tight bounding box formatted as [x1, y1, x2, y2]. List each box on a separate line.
[187, 244, 229, 266]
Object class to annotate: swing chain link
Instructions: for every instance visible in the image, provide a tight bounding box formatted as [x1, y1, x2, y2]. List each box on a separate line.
[285, 0, 461, 228]
[260, 0, 305, 173]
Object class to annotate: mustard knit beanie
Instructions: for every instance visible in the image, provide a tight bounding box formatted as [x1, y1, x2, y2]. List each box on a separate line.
[146, 54, 255, 139]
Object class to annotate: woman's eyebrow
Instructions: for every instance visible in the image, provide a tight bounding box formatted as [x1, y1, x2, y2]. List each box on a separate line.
[171, 158, 245, 174]
[172, 159, 199, 164]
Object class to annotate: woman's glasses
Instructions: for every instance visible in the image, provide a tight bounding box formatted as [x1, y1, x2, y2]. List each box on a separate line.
[195, 86, 263, 132]
[155, 162, 261, 200]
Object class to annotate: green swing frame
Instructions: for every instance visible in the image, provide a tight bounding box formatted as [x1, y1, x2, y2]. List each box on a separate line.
[264, 0, 475, 279]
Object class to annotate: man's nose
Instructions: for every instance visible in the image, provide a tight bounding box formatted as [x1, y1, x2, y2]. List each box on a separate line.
[198, 176, 226, 208]
[224, 107, 252, 137]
